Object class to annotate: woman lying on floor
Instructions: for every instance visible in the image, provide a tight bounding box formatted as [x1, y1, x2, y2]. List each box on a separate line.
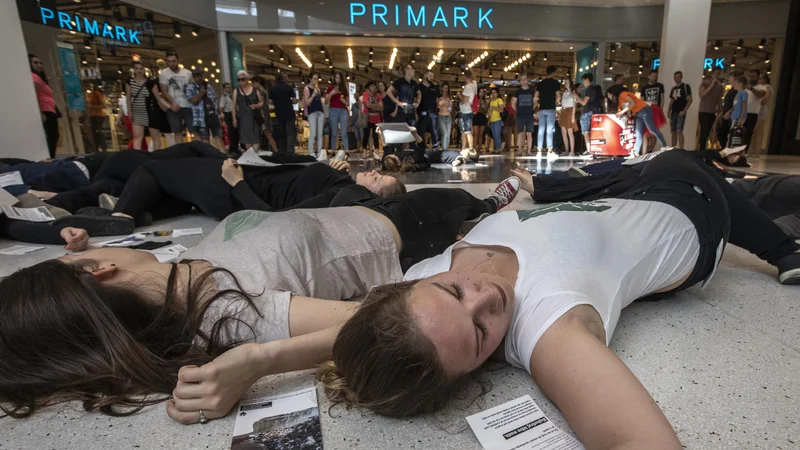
[158, 150, 797, 449]
[0, 179, 520, 418]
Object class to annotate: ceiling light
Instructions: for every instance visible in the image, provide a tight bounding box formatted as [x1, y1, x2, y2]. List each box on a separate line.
[415, 48, 420, 56]
[96, 51, 103, 61]
[211, 61, 216, 67]
[369, 46, 374, 55]
[427, 61, 435, 70]
[117, 66, 122, 74]
[569, 46, 574, 50]
[210, 73, 215, 78]
[320, 46, 326, 54]
[269, 45, 275, 53]
[296, 47, 313, 68]
[608, 65, 613, 71]
[287, 59, 292, 68]
[279, 53, 285, 61]
[460, 49, 465, 58]
[730, 57, 737, 67]
[249, 37, 254, 42]
[714, 40, 721, 50]
[543, 52, 548, 61]
[191, 65, 196, 70]
[504, 51, 509, 59]
[197, 59, 203, 64]
[388, 47, 398, 70]
[192, 26, 200, 37]
[736, 39, 744, 49]
[216, 68, 220, 73]
[347, 48, 354, 69]
[758, 38, 766, 49]
[172, 21, 182, 38]
[764, 56, 770, 64]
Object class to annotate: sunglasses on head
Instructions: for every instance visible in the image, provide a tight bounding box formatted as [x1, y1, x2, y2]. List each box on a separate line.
[238, 78, 246, 81]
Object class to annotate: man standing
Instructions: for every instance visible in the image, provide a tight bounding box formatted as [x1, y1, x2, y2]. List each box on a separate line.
[748, 69, 760, 87]
[605, 74, 628, 113]
[668, 70, 693, 148]
[574, 73, 604, 155]
[536, 66, 561, 155]
[718, 71, 741, 149]
[639, 70, 665, 153]
[387, 64, 421, 127]
[269, 72, 297, 154]
[458, 69, 478, 153]
[697, 68, 724, 151]
[159, 51, 194, 146]
[416, 71, 440, 149]
[187, 69, 225, 152]
[511, 73, 535, 155]
[219, 82, 238, 153]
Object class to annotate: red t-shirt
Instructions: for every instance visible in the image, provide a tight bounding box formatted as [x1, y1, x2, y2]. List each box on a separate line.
[326, 85, 347, 109]
[32, 73, 57, 114]
[362, 92, 382, 124]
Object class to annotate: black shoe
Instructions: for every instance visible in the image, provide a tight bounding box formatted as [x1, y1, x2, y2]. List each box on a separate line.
[76, 206, 113, 217]
[777, 251, 800, 285]
[53, 215, 134, 237]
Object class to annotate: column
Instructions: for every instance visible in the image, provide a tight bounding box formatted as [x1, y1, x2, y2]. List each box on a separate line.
[217, 31, 231, 84]
[595, 42, 605, 86]
[657, 0, 712, 150]
[0, 1, 48, 160]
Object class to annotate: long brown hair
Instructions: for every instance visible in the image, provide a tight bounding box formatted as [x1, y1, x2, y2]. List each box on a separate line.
[0, 259, 259, 418]
[316, 280, 487, 417]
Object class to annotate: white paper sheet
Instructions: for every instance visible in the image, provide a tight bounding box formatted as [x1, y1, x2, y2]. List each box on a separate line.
[237, 148, 276, 167]
[95, 233, 149, 247]
[467, 395, 584, 450]
[0, 171, 24, 188]
[0, 205, 56, 222]
[0, 188, 18, 206]
[376, 122, 418, 144]
[145, 244, 188, 263]
[231, 387, 322, 450]
[0, 245, 45, 255]
[172, 228, 203, 238]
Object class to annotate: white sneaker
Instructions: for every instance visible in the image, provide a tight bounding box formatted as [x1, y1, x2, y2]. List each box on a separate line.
[98, 193, 118, 211]
[317, 151, 328, 161]
[334, 150, 347, 162]
[720, 145, 747, 157]
[486, 176, 521, 211]
[452, 156, 465, 167]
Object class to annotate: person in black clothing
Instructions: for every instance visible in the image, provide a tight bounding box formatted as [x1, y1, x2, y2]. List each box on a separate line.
[386, 64, 420, 127]
[718, 71, 741, 150]
[108, 159, 405, 225]
[510, 149, 800, 285]
[605, 74, 628, 113]
[416, 71, 440, 149]
[575, 73, 605, 154]
[640, 70, 666, 152]
[668, 71, 693, 148]
[269, 72, 297, 154]
[536, 66, 562, 154]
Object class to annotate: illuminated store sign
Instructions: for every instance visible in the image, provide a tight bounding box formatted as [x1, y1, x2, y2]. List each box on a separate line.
[349, 3, 494, 29]
[39, 7, 141, 45]
[652, 58, 725, 70]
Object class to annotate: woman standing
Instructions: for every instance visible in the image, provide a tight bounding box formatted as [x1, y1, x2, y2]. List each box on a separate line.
[559, 81, 577, 156]
[361, 81, 382, 156]
[146, 70, 171, 151]
[504, 93, 517, 154]
[750, 74, 773, 156]
[232, 71, 264, 151]
[125, 61, 150, 151]
[251, 76, 279, 153]
[325, 72, 350, 152]
[304, 72, 325, 158]
[437, 82, 453, 151]
[487, 88, 505, 153]
[472, 87, 488, 151]
[29, 54, 59, 158]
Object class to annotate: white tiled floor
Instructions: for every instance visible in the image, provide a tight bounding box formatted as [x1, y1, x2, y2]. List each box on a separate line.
[0, 185, 798, 450]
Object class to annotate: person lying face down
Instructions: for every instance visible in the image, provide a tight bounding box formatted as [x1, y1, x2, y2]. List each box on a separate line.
[0, 178, 521, 419]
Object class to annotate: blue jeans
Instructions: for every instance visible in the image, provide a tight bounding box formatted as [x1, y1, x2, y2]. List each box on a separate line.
[438, 115, 453, 151]
[635, 105, 667, 155]
[490, 120, 503, 150]
[537, 109, 556, 149]
[329, 107, 349, 150]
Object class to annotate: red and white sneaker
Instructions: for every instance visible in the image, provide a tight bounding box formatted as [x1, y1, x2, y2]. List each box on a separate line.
[486, 176, 520, 211]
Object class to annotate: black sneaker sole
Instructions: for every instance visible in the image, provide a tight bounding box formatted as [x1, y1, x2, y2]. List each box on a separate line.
[779, 268, 800, 285]
[53, 215, 134, 237]
[75, 207, 113, 217]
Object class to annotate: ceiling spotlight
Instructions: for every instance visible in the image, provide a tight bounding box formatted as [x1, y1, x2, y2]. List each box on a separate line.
[117, 66, 123, 74]
[650, 42, 657, 52]
[84, 36, 92, 49]
[82, 59, 87, 65]
[191, 65, 196, 70]
[638, 70, 643, 75]
[204, 67, 208, 72]
[388, 47, 398, 70]
[96, 51, 103, 61]
[216, 68, 220, 73]
[320, 45, 326, 54]
[543, 52, 548, 61]
[192, 26, 200, 37]
[172, 21, 182, 38]
[415, 48, 420, 56]
[325, 53, 330, 62]
[211, 61, 216, 67]
[347, 48, 354, 69]
[279, 53, 285, 61]
[758, 38, 766, 49]
[765, 55, 770, 64]
[730, 56, 737, 67]
[369, 46, 374, 55]
[269, 45, 275, 53]
[296, 47, 313, 68]
[714, 40, 721, 50]
[504, 51, 509, 59]
[287, 59, 292, 68]
[736, 39, 744, 49]
[197, 59, 203, 64]
[249, 37, 254, 42]
[569, 46, 574, 50]
[608, 65, 614, 71]
[460, 49, 465, 58]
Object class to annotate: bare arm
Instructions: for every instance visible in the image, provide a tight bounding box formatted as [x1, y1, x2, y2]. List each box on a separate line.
[254, 89, 264, 109]
[510, 96, 517, 111]
[530, 314, 682, 450]
[303, 86, 311, 109]
[698, 82, 713, 97]
[159, 82, 176, 106]
[386, 85, 404, 106]
[682, 95, 693, 114]
[125, 83, 132, 119]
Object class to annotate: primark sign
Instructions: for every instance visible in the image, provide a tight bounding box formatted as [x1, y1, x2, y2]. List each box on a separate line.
[653, 58, 726, 70]
[349, 2, 494, 29]
[40, 7, 142, 44]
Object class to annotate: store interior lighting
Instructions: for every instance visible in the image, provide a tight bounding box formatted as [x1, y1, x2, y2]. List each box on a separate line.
[172, 21, 181, 38]
[388, 47, 398, 70]
[503, 52, 530, 72]
[296, 47, 313, 68]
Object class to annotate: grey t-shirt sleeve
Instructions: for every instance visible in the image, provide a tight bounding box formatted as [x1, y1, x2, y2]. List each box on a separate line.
[201, 281, 292, 345]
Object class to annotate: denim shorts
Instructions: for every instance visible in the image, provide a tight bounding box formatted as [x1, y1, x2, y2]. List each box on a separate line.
[196, 113, 223, 139]
[459, 113, 473, 132]
[579, 113, 592, 134]
[516, 115, 534, 133]
[670, 112, 686, 132]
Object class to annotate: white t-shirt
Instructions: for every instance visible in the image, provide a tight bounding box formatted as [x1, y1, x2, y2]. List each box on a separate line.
[118, 94, 129, 117]
[460, 81, 477, 115]
[561, 91, 575, 108]
[405, 199, 700, 374]
[752, 84, 772, 117]
[159, 67, 193, 108]
[746, 89, 762, 115]
[184, 208, 402, 345]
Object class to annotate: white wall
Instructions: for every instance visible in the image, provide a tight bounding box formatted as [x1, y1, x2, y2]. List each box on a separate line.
[0, 1, 48, 161]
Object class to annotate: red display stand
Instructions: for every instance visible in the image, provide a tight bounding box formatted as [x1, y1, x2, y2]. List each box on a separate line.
[588, 114, 635, 156]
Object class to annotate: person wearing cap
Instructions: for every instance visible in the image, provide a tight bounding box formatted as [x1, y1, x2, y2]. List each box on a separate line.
[187, 68, 225, 152]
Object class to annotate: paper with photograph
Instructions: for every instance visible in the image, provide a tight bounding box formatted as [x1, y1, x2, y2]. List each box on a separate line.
[467, 395, 583, 450]
[1, 205, 56, 222]
[231, 387, 323, 450]
[0, 171, 24, 189]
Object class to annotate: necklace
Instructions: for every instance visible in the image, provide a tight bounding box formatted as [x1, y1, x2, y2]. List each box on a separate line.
[471, 252, 499, 276]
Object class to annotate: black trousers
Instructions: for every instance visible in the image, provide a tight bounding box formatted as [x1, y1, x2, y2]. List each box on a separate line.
[698, 112, 716, 151]
[351, 188, 497, 271]
[90, 116, 107, 152]
[225, 112, 239, 153]
[43, 112, 59, 158]
[717, 117, 731, 150]
[537, 150, 799, 272]
[743, 113, 759, 150]
[416, 112, 436, 148]
[275, 118, 296, 153]
[362, 122, 378, 149]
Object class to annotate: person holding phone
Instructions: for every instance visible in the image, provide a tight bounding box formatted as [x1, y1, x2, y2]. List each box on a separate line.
[325, 72, 350, 155]
[304, 72, 325, 158]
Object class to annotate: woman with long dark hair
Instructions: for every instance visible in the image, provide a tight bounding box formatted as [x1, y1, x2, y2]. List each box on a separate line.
[29, 54, 59, 158]
[0, 180, 521, 419]
[126, 61, 151, 150]
[325, 72, 350, 152]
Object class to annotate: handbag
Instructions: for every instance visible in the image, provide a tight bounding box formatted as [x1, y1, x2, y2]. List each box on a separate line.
[355, 109, 369, 129]
[729, 125, 746, 147]
[240, 88, 264, 126]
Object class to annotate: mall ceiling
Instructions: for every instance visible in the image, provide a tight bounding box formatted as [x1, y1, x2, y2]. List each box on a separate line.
[462, 0, 774, 5]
